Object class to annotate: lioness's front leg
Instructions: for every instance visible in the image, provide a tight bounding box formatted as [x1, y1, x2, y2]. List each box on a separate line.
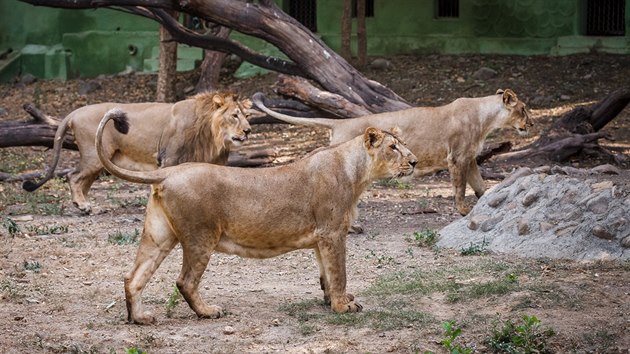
[315, 233, 362, 313]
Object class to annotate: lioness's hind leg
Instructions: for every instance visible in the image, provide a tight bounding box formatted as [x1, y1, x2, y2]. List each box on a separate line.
[176, 238, 223, 319]
[125, 203, 178, 324]
[466, 162, 486, 198]
[315, 234, 362, 313]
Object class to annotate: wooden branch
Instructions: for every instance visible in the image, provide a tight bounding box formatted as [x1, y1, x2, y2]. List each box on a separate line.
[275, 75, 373, 117]
[0, 169, 72, 182]
[491, 132, 611, 162]
[590, 88, 630, 131]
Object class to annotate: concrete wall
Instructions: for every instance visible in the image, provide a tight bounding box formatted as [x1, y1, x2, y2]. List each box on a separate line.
[1, 0, 628, 82]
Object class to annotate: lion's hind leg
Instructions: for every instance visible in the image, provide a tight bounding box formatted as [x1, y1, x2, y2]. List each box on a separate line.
[176, 232, 223, 319]
[315, 233, 362, 313]
[125, 201, 179, 325]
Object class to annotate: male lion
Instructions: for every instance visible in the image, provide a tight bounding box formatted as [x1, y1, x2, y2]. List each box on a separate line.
[96, 108, 417, 324]
[253, 89, 533, 215]
[23, 91, 253, 213]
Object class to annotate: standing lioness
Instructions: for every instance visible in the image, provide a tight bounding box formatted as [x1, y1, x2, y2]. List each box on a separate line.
[96, 109, 417, 324]
[253, 89, 533, 215]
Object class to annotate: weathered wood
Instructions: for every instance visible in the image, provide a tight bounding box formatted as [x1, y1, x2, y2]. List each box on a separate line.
[195, 24, 232, 93]
[0, 105, 77, 150]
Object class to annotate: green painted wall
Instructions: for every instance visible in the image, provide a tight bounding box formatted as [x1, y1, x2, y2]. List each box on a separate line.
[317, 0, 629, 55]
[0, 0, 628, 82]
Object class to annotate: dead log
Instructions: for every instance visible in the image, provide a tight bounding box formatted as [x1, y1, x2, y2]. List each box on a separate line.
[490, 89, 629, 164]
[0, 104, 77, 150]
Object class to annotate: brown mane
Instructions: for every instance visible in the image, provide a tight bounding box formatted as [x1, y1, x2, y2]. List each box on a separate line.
[178, 91, 241, 165]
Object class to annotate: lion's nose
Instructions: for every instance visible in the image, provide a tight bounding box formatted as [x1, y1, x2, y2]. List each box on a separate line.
[409, 159, 417, 168]
[243, 128, 252, 136]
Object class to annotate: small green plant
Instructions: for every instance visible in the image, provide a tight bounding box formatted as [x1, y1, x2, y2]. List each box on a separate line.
[23, 260, 42, 273]
[125, 348, 147, 354]
[460, 238, 489, 256]
[2, 217, 21, 237]
[408, 229, 439, 247]
[25, 224, 69, 235]
[440, 320, 474, 354]
[165, 286, 181, 318]
[366, 249, 396, 267]
[108, 229, 140, 245]
[377, 178, 413, 189]
[487, 315, 555, 354]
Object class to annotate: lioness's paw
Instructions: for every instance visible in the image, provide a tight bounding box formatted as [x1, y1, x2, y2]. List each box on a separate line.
[131, 311, 156, 325]
[331, 294, 362, 313]
[457, 204, 471, 216]
[196, 305, 223, 319]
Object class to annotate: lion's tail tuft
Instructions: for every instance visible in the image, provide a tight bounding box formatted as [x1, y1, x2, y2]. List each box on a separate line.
[105, 108, 130, 134]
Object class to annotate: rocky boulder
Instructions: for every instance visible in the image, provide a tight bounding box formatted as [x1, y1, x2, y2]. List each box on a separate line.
[438, 165, 630, 260]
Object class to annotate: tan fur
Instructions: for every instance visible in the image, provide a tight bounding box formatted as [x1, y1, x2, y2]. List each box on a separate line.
[95, 112, 417, 324]
[23, 92, 253, 213]
[253, 89, 533, 215]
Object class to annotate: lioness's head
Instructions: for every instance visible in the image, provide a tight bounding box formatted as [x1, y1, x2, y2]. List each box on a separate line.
[198, 92, 253, 148]
[497, 89, 533, 137]
[364, 127, 417, 179]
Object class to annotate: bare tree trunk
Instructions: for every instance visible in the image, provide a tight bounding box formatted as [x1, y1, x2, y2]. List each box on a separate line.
[195, 25, 232, 93]
[356, 0, 367, 68]
[340, 0, 352, 62]
[156, 12, 178, 102]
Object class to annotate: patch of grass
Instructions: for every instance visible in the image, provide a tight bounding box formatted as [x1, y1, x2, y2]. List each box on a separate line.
[376, 178, 413, 189]
[366, 249, 397, 267]
[125, 348, 147, 354]
[2, 217, 21, 237]
[460, 237, 489, 256]
[25, 224, 69, 235]
[165, 286, 181, 318]
[365, 259, 523, 304]
[0, 280, 19, 299]
[0, 184, 65, 215]
[487, 315, 555, 354]
[23, 260, 42, 273]
[406, 229, 439, 248]
[108, 229, 140, 245]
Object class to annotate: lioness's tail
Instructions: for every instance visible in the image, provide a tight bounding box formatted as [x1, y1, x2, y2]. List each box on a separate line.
[251, 92, 337, 128]
[96, 108, 167, 185]
[22, 114, 73, 192]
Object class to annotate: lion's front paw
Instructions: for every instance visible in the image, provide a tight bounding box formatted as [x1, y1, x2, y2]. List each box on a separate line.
[196, 305, 223, 319]
[331, 294, 362, 313]
[457, 204, 471, 216]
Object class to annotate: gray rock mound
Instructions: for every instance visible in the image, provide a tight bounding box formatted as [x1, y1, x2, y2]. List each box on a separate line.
[438, 165, 630, 260]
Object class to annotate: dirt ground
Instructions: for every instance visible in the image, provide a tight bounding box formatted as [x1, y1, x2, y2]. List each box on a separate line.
[1, 54, 630, 353]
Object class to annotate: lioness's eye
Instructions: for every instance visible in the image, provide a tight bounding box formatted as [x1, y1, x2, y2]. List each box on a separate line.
[390, 144, 398, 151]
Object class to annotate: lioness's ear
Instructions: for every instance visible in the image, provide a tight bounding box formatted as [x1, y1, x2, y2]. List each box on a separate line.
[496, 89, 505, 95]
[502, 89, 518, 107]
[364, 127, 384, 148]
[390, 125, 402, 137]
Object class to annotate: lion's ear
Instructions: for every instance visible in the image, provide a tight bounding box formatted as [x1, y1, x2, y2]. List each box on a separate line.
[364, 127, 384, 148]
[212, 95, 225, 106]
[241, 99, 253, 109]
[501, 89, 518, 107]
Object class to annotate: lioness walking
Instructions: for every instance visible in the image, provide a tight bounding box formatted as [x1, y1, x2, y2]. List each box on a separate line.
[253, 89, 533, 215]
[96, 108, 417, 324]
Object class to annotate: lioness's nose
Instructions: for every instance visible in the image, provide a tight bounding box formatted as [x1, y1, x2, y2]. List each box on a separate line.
[243, 127, 252, 135]
[409, 159, 418, 167]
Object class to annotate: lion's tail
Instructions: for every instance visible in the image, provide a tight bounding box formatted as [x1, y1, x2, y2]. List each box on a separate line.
[251, 92, 337, 128]
[96, 108, 167, 185]
[22, 114, 73, 192]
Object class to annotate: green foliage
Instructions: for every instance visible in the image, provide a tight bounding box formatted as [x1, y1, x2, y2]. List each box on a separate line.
[2, 217, 21, 237]
[125, 348, 147, 354]
[108, 229, 140, 245]
[487, 315, 555, 353]
[376, 178, 413, 189]
[165, 286, 181, 318]
[23, 260, 42, 273]
[460, 238, 489, 256]
[407, 229, 439, 247]
[25, 224, 69, 235]
[440, 320, 474, 354]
